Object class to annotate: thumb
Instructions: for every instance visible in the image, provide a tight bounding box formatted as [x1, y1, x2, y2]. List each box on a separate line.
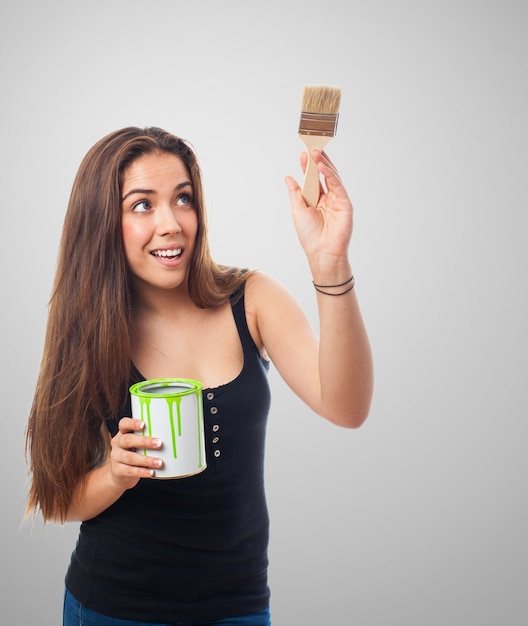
[284, 175, 307, 209]
[284, 175, 301, 193]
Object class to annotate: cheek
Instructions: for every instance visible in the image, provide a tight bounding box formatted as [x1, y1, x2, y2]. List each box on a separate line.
[186, 211, 199, 242]
[121, 220, 144, 254]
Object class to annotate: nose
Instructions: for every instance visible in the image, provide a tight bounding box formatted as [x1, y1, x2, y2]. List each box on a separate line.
[155, 204, 182, 236]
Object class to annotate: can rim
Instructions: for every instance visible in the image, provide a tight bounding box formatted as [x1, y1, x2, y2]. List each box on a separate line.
[129, 377, 202, 398]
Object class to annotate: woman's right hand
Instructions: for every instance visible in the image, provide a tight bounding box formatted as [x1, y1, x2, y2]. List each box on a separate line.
[109, 417, 164, 489]
[63, 418, 163, 522]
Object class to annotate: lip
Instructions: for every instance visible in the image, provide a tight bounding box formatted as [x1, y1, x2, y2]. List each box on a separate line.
[150, 246, 184, 265]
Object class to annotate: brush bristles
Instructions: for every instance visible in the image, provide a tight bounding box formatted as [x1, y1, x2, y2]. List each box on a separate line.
[301, 85, 342, 115]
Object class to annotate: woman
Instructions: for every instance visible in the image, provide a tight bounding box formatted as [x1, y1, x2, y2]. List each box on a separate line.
[25, 126, 373, 625]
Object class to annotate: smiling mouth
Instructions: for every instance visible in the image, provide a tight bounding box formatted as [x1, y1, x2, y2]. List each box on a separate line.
[151, 248, 182, 259]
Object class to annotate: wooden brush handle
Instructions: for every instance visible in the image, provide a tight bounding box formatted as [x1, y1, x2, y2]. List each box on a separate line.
[300, 134, 332, 207]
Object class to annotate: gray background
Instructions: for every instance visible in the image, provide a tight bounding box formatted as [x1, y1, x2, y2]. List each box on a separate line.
[2, 0, 527, 624]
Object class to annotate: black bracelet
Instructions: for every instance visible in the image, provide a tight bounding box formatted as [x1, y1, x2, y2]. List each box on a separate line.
[313, 276, 355, 296]
[312, 275, 354, 289]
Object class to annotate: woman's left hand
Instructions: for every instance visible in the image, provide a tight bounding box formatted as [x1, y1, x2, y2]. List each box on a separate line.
[285, 150, 353, 263]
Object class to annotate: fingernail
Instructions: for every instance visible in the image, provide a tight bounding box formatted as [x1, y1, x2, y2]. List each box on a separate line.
[152, 438, 162, 448]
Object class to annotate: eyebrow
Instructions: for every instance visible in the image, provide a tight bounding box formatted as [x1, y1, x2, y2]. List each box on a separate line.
[122, 181, 193, 202]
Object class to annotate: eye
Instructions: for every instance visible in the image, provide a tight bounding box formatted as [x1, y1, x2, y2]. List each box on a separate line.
[132, 199, 151, 212]
[176, 192, 193, 207]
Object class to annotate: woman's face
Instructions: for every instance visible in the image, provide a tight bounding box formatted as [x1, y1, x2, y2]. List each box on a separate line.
[121, 151, 198, 294]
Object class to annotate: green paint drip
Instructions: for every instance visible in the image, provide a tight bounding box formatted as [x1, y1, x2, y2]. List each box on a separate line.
[197, 397, 204, 468]
[166, 397, 182, 459]
[177, 398, 182, 436]
[139, 397, 152, 457]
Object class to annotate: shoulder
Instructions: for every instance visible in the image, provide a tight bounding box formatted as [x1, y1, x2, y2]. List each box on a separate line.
[244, 271, 293, 309]
[244, 271, 309, 355]
[243, 272, 280, 355]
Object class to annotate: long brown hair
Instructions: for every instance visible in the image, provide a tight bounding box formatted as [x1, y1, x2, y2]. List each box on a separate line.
[25, 127, 249, 522]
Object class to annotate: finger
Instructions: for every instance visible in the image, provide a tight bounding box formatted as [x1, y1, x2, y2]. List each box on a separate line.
[113, 458, 162, 481]
[313, 154, 348, 198]
[284, 175, 308, 210]
[118, 432, 163, 451]
[117, 419, 166, 455]
[303, 150, 333, 198]
[319, 161, 343, 188]
[318, 150, 337, 168]
[312, 150, 340, 179]
[284, 175, 301, 193]
[119, 417, 144, 434]
[111, 443, 164, 480]
[299, 150, 309, 174]
[120, 449, 164, 471]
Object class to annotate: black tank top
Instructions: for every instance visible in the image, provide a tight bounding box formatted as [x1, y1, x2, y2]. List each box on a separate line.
[65, 283, 272, 622]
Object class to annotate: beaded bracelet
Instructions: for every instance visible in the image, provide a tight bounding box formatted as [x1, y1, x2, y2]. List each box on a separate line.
[312, 275, 355, 296]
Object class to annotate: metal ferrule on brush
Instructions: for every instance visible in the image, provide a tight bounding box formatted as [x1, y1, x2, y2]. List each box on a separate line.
[298, 111, 339, 136]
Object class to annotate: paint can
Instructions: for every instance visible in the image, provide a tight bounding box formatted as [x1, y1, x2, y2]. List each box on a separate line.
[130, 378, 206, 479]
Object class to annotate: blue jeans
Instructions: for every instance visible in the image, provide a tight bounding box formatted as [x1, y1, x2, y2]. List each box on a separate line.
[63, 590, 271, 626]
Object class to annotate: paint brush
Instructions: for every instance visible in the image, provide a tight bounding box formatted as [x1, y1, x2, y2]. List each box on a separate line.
[298, 85, 342, 207]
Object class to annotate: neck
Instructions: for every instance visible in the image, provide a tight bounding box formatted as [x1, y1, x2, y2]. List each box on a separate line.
[131, 281, 194, 318]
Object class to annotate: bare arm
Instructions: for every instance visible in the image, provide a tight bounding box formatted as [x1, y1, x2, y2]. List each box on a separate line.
[247, 150, 373, 427]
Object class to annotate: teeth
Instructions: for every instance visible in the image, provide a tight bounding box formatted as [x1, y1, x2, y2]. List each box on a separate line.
[152, 248, 181, 258]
